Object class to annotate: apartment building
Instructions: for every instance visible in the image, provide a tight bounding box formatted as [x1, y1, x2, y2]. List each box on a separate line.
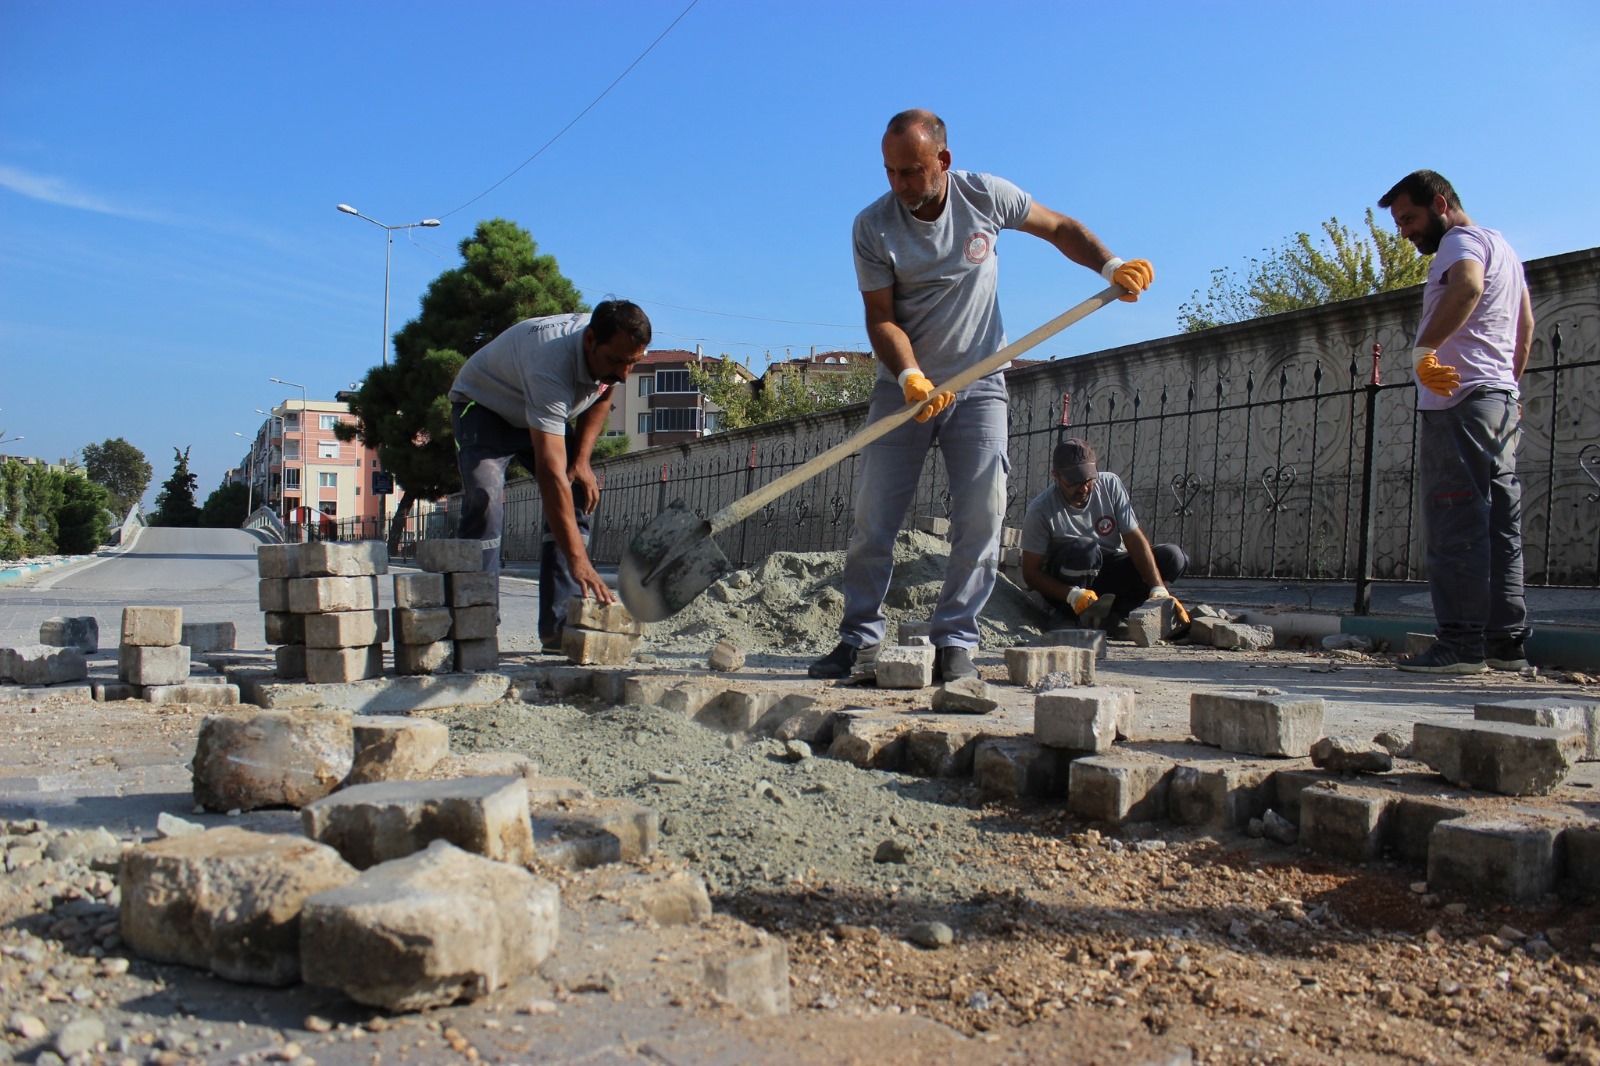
[605, 349, 750, 451]
[244, 399, 389, 525]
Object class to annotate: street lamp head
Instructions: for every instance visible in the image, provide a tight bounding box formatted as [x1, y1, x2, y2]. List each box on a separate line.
[337, 204, 359, 216]
[421, 219, 441, 227]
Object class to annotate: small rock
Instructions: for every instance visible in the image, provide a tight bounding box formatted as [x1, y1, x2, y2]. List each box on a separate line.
[873, 838, 914, 864]
[1262, 809, 1298, 845]
[1310, 734, 1393, 774]
[303, 1015, 333, 1033]
[648, 770, 687, 785]
[707, 641, 744, 672]
[782, 740, 811, 762]
[1373, 731, 1412, 758]
[1321, 633, 1374, 652]
[906, 921, 953, 949]
[155, 813, 207, 839]
[931, 676, 998, 714]
[1246, 818, 1264, 838]
[1410, 882, 1429, 895]
[8, 1012, 47, 1040]
[54, 1016, 106, 1057]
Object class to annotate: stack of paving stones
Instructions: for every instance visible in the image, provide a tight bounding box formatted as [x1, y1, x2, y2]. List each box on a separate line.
[260, 542, 389, 682]
[401, 539, 499, 673]
[0, 615, 95, 687]
[112, 606, 239, 705]
[561, 595, 643, 665]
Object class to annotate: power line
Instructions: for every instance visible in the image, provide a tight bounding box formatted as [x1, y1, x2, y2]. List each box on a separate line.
[436, 0, 699, 221]
[574, 283, 857, 329]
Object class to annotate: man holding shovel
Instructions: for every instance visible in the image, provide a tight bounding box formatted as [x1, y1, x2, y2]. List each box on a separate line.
[808, 109, 1152, 681]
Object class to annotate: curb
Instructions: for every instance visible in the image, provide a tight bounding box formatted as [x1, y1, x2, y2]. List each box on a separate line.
[0, 555, 94, 587]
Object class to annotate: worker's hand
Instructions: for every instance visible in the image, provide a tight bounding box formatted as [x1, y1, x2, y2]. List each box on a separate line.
[1413, 347, 1460, 397]
[1147, 585, 1171, 600]
[572, 562, 614, 604]
[1067, 586, 1098, 615]
[901, 369, 953, 423]
[1101, 257, 1153, 303]
[569, 461, 601, 514]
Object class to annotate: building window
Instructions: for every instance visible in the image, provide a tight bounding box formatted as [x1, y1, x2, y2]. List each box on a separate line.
[653, 408, 702, 433]
[317, 472, 338, 488]
[283, 440, 300, 461]
[638, 376, 654, 397]
[283, 413, 299, 432]
[319, 414, 341, 431]
[704, 411, 722, 434]
[319, 502, 337, 517]
[637, 413, 652, 435]
[318, 440, 339, 460]
[284, 468, 301, 490]
[655, 369, 692, 393]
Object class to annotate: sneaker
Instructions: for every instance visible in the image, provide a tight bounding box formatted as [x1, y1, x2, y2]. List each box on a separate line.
[540, 634, 564, 655]
[1485, 640, 1530, 671]
[934, 646, 978, 682]
[809, 641, 877, 680]
[1396, 643, 1488, 675]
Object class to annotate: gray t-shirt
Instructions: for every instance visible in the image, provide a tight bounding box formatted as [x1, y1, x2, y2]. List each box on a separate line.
[448, 313, 607, 435]
[852, 170, 1033, 384]
[1020, 472, 1140, 556]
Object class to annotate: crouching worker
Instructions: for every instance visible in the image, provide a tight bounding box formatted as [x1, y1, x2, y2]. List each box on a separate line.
[1020, 438, 1187, 634]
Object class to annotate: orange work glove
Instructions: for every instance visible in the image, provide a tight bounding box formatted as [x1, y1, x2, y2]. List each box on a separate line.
[900, 369, 953, 423]
[1413, 347, 1459, 397]
[1101, 257, 1154, 303]
[1067, 586, 1098, 614]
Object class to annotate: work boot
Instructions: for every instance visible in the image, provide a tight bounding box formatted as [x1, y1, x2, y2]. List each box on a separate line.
[1484, 639, 1530, 672]
[934, 646, 978, 682]
[1396, 643, 1488, 675]
[809, 641, 877, 680]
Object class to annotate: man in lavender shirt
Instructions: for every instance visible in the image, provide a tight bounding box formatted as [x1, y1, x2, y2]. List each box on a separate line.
[1379, 170, 1534, 674]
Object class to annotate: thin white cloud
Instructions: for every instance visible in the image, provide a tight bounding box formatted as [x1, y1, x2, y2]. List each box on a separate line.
[0, 163, 170, 223]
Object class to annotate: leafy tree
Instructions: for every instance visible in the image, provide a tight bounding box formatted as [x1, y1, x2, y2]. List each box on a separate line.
[56, 475, 113, 553]
[151, 447, 201, 527]
[1178, 208, 1431, 333]
[593, 434, 631, 460]
[337, 218, 587, 552]
[689, 356, 876, 430]
[199, 482, 251, 528]
[81, 437, 153, 516]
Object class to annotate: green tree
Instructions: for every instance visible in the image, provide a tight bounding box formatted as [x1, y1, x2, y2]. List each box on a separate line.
[199, 482, 251, 528]
[1178, 208, 1431, 332]
[151, 447, 201, 527]
[689, 356, 876, 430]
[336, 218, 588, 552]
[80, 437, 153, 516]
[56, 475, 113, 553]
[593, 434, 631, 460]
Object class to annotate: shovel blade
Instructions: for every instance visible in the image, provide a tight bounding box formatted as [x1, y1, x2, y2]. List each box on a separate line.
[617, 499, 731, 622]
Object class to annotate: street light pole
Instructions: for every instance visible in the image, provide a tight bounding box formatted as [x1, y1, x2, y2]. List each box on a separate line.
[335, 204, 440, 367]
[269, 378, 308, 533]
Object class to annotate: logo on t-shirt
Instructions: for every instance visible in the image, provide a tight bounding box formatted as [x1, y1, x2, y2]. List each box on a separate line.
[963, 232, 992, 264]
[1095, 515, 1116, 536]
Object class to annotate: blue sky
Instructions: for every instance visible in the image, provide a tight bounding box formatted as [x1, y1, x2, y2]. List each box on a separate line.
[3, 0, 1598, 504]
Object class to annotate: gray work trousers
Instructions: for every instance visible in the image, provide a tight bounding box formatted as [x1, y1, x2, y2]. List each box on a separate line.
[837, 375, 1008, 650]
[1418, 387, 1529, 656]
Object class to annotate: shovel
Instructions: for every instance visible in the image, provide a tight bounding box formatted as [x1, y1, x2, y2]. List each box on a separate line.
[618, 284, 1126, 622]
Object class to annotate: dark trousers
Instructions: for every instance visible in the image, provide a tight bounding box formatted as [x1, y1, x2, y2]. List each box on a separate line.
[1041, 536, 1188, 624]
[452, 401, 588, 643]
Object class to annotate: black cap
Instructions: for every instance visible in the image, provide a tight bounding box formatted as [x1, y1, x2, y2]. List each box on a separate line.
[1053, 438, 1097, 483]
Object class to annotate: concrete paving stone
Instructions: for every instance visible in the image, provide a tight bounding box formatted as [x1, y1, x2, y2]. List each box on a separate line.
[874, 644, 935, 689]
[529, 797, 658, 870]
[392, 606, 453, 645]
[263, 611, 303, 646]
[414, 539, 484, 574]
[446, 570, 497, 608]
[288, 575, 379, 614]
[121, 606, 183, 647]
[92, 681, 142, 702]
[119, 643, 190, 686]
[256, 543, 303, 580]
[903, 722, 990, 777]
[120, 827, 358, 987]
[252, 672, 511, 712]
[1068, 753, 1174, 824]
[300, 540, 388, 578]
[696, 689, 778, 733]
[1298, 784, 1397, 863]
[564, 627, 638, 666]
[1565, 825, 1600, 898]
[259, 578, 290, 613]
[0, 645, 13, 682]
[10, 643, 89, 685]
[754, 697, 836, 746]
[451, 604, 497, 641]
[897, 620, 931, 645]
[1128, 599, 1182, 647]
[1190, 689, 1324, 757]
[394, 639, 455, 676]
[305, 609, 389, 649]
[39, 615, 98, 653]
[192, 707, 354, 811]
[180, 621, 236, 655]
[510, 665, 597, 701]
[1212, 621, 1275, 651]
[1035, 687, 1134, 753]
[702, 931, 791, 1017]
[1003, 646, 1094, 688]
[393, 571, 446, 609]
[972, 736, 1071, 798]
[1474, 697, 1600, 761]
[583, 865, 713, 927]
[656, 681, 722, 717]
[1037, 627, 1108, 660]
[830, 715, 909, 770]
[707, 640, 745, 672]
[1428, 815, 1561, 903]
[454, 635, 499, 672]
[144, 683, 241, 706]
[299, 839, 558, 1012]
[305, 644, 385, 684]
[1393, 796, 1475, 865]
[1412, 720, 1586, 796]
[348, 716, 451, 785]
[523, 775, 591, 806]
[623, 673, 677, 707]
[567, 596, 645, 636]
[1187, 616, 1221, 645]
[1271, 768, 1341, 822]
[1169, 762, 1276, 828]
[273, 643, 306, 680]
[914, 515, 950, 537]
[303, 775, 535, 869]
[931, 676, 1000, 715]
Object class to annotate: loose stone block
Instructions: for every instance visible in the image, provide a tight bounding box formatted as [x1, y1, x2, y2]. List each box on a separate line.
[1428, 816, 1560, 903]
[1310, 735, 1394, 774]
[454, 636, 499, 672]
[931, 676, 1000, 714]
[392, 606, 453, 645]
[1037, 628, 1108, 660]
[1190, 690, 1325, 757]
[274, 643, 306, 679]
[1412, 720, 1585, 796]
[529, 797, 658, 869]
[1187, 616, 1221, 644]
[1475, 697, 1600, 761]
[180, 621, 236, 655]
[972, 736, 1070, 798]
[257, 543, 303, 579]
[119, 644, 190, 686]
[305, 644, 384, 684]
[11, 643, 89, 685]
[1212, 622, 1276, 651]
[1127, 598, 1181, 647]
[622, 674, 676, 707]
[144, 683, 241, 706]
[914, 515, 950, 537]
[1068, 754, 1173, 824]
[563, 628, 638, 666]
[1003, 646, 1094, 688]
[897, 620, 931, 645]
[393, 572, 446, 609]
[288, 575, 379, 614]
[1565, 826, 1600, 896]
[303, 776, 535, 868]
[446, 571, 497, 608]
[39, 616, 98, 653]
[903, 723, 986, 777]
[830, 716, 908, 770]
[120, 827, 358, 987]
[395, 640, 455, 676]
[697, 689, 778, 733]
[450, 604, 498, 641]
[1298, 785, 1396, 862]
[1392, 797, 1473, 865]
[414, 539, 484, 574]
[0, 646, 14, 682]
[305, 610, 389, 649]
[1271, 768, 1339, 822]
[1035, 687, 1134, 753]
[1169, 762, 1276, 828]
[702, 931, 790, 1017]
[874, 644, 935, 689]
[348, 716, 451, 785]
[259, 578, 290, 613]
[567, 596, 644, 635]
[300, 540, 388, 578]
[192, 708, 354, 811]
[707, 640, 745, 672]
[299, 839, 558, 1012]
[121, 606, 183, 647]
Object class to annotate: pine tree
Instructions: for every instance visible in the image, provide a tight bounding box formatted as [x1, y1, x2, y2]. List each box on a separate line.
[151, 447, 201, 527]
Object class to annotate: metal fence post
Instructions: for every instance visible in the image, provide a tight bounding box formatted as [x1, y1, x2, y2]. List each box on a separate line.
[1353, 343, 1383, 614]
